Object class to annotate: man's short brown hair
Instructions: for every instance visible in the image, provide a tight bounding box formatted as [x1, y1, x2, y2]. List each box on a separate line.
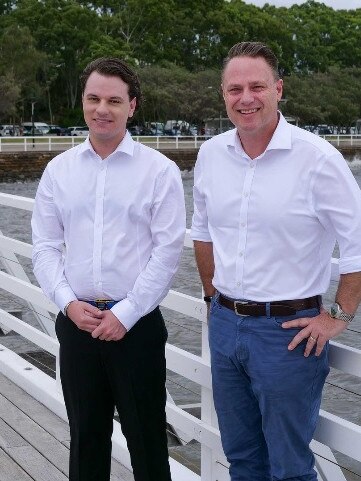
[80, 58, 142, 111]
[223, 42, 280, 80]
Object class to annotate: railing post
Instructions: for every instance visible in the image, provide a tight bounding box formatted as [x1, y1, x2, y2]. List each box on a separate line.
[176, 136, 179, 149]
[56, 352, 62, 392]
[200, 295, 228, 480]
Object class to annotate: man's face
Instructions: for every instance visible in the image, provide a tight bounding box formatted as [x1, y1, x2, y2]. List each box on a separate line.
[222, 56, 283, 138]
[82, 71, 136, 144]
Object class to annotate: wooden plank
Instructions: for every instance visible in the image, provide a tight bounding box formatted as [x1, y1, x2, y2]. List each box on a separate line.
[6, 445, 67, 481]
[0, 392, 69, 474]
[110, 459, 134, 481]
[0, 418, 28, 448]
[0, 372, 69, 442]
[0, 373, 134, 481]
[0, 447, 33, 481]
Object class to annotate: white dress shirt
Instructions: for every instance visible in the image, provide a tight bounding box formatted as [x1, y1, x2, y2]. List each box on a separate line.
[191, 113, 361, 301]
[32, 131, 186, 330]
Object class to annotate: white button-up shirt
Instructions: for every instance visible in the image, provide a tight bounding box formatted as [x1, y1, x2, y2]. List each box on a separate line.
[191, 114, 361, 301]
[32, 132, 186, 330]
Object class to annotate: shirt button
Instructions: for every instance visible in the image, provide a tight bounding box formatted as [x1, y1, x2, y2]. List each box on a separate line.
[244, 192, 249, 197]
[237, 282, 241, 286]
[239, 252, 243, 257]
[241, 222, 246, 227]
[250, 163, 255, 168]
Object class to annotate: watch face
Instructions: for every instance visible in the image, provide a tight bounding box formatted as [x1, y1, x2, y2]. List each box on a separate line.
[330, 303, 339, 317]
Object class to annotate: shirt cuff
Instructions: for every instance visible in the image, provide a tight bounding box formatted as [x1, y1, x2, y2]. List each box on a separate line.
[111, 298, 141, 331]
[339, 256, 361, 274]
[190, 227, 212, 242]
[54, 287, 77, 314]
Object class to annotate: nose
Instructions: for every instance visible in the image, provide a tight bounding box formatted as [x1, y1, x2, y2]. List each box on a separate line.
[239, 88, 254, 105]
[95, 100, 109, 115]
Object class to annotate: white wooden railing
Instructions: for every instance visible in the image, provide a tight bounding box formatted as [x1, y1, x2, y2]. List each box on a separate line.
[0, 192, 361, 480]
[0, 134, 360, 153]
[0, 135, 211, 152]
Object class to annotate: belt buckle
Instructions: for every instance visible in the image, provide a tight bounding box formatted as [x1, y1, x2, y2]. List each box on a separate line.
[234, 300, 250, 317]
[95, 299, 110, 310]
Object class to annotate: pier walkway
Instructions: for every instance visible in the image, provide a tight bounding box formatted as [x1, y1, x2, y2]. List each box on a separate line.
[0, 372, 134, 481]
[1, 191, 361, 480]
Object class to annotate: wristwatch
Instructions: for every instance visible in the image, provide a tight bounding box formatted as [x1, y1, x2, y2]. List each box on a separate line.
[328, 302, 354, 323]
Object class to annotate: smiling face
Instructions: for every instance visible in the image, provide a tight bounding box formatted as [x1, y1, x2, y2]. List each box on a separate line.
[82, 71, 136, 155]
[222, 55, 283, 147]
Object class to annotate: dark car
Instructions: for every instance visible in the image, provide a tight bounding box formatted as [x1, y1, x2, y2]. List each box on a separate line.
[48, 126, 71, 136]
[318, 127, 332, 135]
[23, 128, 44, 136]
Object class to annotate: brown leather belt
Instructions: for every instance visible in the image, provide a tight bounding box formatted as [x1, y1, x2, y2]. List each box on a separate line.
[218, 294, 321, 317]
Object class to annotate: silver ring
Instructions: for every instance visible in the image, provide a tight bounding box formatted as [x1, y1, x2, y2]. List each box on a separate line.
[309, 335, 317, 342]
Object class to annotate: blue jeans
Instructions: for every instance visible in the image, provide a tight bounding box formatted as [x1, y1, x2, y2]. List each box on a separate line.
[209, 295, 329, 481]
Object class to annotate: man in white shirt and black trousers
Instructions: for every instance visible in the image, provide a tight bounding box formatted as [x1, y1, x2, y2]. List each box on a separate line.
[191, 41, 361, 481]
[32, 58, 186, 481]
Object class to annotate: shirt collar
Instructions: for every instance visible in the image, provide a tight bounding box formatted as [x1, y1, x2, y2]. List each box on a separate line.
[226, 112, 292, 156]
[77, 130, 135, 158]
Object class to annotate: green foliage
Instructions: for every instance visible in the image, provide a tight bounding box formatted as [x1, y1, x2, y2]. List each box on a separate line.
[0, 72, 21, 118]
[283, 67, 361, 127]
[0, 0, 360, 127]
[138, 65, 224, 125]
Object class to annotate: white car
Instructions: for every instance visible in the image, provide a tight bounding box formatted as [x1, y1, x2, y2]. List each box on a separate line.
[68, 126, 89, 136]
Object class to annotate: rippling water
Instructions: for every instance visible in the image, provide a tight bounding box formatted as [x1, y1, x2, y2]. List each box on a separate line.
[1, 155, 361, 478]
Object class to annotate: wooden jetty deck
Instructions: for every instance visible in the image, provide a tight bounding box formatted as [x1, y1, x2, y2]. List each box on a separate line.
[0, 373, 134, 481]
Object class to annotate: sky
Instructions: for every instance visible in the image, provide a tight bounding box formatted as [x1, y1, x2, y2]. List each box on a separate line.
[242, 0, 361, 8]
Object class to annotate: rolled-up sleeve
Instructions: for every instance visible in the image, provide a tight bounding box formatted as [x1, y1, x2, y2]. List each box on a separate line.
[312, 154, 361, 274]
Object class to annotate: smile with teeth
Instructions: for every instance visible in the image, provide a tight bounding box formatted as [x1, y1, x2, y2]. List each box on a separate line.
[238, 108, 259, 114]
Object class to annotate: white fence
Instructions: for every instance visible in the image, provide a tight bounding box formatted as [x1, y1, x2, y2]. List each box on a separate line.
[0, 135, 211, 152]
[0, 192, 361, 480]
[0, 134, 361, 153]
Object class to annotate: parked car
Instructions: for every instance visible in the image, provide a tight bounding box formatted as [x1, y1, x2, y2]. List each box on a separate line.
[317, 126, 332, 135]
[0, 124, 21, 136]
[68, 126, 89, 136]
[48, 125, 71, 136]
[22, 122, 50, 135]
[23, 128, 44, 136]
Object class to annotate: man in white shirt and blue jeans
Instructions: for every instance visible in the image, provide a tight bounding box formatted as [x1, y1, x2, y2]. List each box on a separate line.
[32, 58, 186, 481]
[191, 41, 361, 481]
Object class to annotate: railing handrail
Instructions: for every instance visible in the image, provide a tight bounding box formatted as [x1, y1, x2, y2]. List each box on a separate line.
[0, 192, 359, 481]
[0, 133, 360, 152]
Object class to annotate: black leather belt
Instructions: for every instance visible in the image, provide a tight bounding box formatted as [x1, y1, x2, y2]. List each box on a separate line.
[79, 299, 119, 310]
[218, 294, 321, 317]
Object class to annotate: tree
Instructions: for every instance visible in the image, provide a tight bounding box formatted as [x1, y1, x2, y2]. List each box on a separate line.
[0, 24, 46, 121]
[0, 72, 21, 120]
[283, 68, 361, 127]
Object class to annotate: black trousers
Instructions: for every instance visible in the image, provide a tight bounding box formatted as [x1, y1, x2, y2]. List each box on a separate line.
[55, 307, 172, 481]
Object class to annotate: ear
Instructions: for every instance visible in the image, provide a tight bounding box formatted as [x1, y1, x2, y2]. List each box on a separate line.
[221, 83, 227, 102]
[276, 79, 283, 102]
[128, 97, 137, 118]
